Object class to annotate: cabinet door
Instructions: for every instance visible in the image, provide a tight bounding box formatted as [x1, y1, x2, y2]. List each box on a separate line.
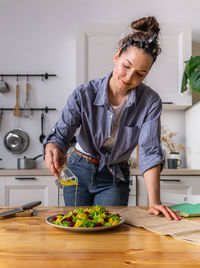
[160, 176, 200, 205]
[128, 175, 137, 206]
[0, 176, 57, 206]
[58, 187, 65, 206]
[76, 23, 191, 107]
[136, 176, 148, 206]
[145, 23, 192, 106]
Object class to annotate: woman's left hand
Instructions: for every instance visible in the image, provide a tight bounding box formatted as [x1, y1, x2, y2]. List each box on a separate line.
[148, 204, 182, 221]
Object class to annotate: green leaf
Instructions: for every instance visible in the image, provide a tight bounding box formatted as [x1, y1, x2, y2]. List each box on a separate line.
[188, 56, 200, 76]
[181, 61, 189, 93]
[189, 65, 200, 94]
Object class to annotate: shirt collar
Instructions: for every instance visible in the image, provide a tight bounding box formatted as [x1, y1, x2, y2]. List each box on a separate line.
[126, 86, 137, 107]
[93, 72, 112, 107]
[93, 71, 137, 107]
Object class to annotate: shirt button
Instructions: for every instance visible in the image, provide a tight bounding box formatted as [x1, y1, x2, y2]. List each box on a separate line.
[110, 168, 112, 172]
[108, 136, 111, 138]
[110, 115, 113, 118]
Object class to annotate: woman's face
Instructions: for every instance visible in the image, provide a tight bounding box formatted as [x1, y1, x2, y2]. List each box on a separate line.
[111, 46, 153, 92]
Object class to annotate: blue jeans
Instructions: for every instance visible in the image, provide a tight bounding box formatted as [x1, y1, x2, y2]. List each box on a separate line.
[63, 151, 130, 206]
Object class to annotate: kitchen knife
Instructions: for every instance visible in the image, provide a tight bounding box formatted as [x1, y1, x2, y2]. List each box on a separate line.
[0, 201, 41, 217]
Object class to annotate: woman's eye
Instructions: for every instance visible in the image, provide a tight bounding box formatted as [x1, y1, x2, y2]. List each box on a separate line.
[137, 73, 143, 77]
[123, 65, 130, 69]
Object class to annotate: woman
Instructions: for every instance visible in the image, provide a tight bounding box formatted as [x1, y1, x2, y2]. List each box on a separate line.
[44, 16, 181, 221]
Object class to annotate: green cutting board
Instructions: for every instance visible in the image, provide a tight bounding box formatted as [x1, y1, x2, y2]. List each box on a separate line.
[170, 203, 200, 217]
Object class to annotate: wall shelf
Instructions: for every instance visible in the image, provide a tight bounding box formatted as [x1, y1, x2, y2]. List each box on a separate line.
[0, 73, 56, 80]
[162, 104, 192, 111]
[0, 106, 56, 113]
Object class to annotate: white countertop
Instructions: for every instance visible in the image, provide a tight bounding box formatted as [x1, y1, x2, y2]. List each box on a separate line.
[131, 168, 200, 176]
[0, 169, 53, 176]
[0, 168, 200, 176]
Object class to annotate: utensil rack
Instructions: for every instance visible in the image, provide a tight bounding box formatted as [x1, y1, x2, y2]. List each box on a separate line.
[0, 73, 56, 80]
[0, 106, 56, 113]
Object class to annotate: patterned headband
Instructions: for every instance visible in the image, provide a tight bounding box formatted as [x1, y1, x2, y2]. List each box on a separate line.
[124, 34, 158, 61]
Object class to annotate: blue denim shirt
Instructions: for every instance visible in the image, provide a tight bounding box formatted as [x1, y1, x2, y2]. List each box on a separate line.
[43, 72, 164, 180]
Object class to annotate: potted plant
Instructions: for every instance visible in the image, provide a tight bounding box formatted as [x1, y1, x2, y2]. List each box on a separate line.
[161, 126, 185, 168]
[181, 56, 200, 94]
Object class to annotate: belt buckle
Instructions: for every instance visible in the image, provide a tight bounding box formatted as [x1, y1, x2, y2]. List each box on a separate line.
[88, 159, 99, 164]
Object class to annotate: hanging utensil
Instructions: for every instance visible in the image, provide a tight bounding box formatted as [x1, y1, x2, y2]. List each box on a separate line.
[0, 75, 9, 93]
[39, 111, 45, 143]
[4, 128, 29, 154]
[0, 110, 3, 130]
[23, 81, 32, 118]
[14, 77, 21, 117]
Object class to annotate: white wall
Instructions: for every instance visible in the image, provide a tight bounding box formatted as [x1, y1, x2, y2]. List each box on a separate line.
[0, 0, 199, 168]
[185, 102, 200, 169]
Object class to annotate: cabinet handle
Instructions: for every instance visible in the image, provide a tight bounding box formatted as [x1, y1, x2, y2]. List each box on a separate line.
[160, 179, 181, 182]
[15, 177, 36, 180]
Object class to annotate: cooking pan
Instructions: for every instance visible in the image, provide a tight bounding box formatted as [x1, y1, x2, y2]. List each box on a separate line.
[17, 154, 42, 169]
[4, 128, 29, 154]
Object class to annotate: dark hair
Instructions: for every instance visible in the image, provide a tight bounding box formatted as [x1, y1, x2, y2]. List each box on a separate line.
[119, 16, 161, 62]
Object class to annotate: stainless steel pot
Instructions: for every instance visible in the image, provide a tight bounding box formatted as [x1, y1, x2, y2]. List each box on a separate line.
[4, 128, 29, 154]
[17, 154, 42, 169]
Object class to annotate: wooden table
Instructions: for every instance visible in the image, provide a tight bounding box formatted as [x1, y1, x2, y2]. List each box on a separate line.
[0, 206, 200, 268]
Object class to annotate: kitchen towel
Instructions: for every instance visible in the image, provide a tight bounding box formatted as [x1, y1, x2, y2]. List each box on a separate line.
[113, 207, 200, 245]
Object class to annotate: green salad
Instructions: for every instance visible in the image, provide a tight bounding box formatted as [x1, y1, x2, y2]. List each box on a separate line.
[51, 205, 121, 228]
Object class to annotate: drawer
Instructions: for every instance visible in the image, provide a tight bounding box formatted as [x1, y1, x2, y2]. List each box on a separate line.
[161, 192, 200, 205]
[160, 177, 192, 195]
[0, 176, 57, 206]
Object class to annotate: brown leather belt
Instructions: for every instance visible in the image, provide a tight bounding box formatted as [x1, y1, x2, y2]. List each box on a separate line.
[74, 148, 128, 165]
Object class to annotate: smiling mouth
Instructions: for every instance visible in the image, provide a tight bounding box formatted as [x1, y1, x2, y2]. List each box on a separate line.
[121, 79, 130, 86]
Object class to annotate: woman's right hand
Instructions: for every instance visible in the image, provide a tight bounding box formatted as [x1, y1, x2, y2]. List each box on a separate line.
[44, 143, 65, 177]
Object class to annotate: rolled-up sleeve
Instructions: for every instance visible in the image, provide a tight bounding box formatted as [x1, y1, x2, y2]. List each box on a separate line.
[138, 95, 165, 175]
[43, 89, 82, 155]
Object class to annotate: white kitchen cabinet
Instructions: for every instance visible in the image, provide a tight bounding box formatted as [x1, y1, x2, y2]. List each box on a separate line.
[160, 176, 200, 205]
[145, 24, 192, 107]
[57, 187, 65, 206]
[0, 176, 58, 206]
[136, 175, 200, 206]
[76, 23, 192, 108]
[128, 175, 137, 206]
[136, 176, 148, 206]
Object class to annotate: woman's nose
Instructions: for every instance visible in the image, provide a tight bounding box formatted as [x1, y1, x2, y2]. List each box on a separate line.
[126, 70, 135, 81]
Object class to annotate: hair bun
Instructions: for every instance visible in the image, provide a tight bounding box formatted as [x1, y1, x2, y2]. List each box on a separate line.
[131, 16, 160, 36]
[118, 16, 161, 62]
